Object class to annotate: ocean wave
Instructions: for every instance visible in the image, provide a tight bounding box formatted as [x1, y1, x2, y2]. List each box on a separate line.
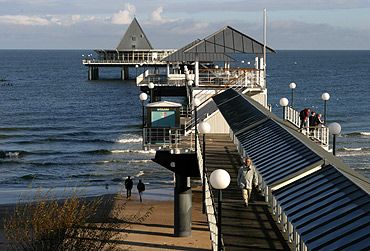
[96, 159, 152, 164]
[111, 149, 156, 154]
[117, 138, 142, 143]
[0, 151, 26, 158]
[338, 147, 367, 152]
[134, 170, 145, 177]
[336, 152, 370, 157]
[343, 132, 370, 137]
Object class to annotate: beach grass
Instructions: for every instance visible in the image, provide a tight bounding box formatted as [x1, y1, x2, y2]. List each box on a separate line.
[2, 184, 152, 250]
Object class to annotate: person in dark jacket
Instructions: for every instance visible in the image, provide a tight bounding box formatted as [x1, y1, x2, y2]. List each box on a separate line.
[137, 180, 145, 202]
[299, 108, 311, 128]
[125, 176, 133, 198]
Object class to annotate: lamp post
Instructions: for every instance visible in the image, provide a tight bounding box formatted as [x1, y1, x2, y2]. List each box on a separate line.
[279, 98, 289, 120]
[135, 64, 138, 77]
[192, 98, 200, 150]
[210, 169, 231, 251]
[148, 82, 155, 103]
[322, 93, 330, 125]
[139, 93, 148, 128]
[329, 122, 341, 156]
[198, 121, 211, 214]
[289, 82, 296, 108]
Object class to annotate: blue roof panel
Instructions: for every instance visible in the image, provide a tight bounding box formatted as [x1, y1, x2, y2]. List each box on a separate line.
[273, 165, 370, 250]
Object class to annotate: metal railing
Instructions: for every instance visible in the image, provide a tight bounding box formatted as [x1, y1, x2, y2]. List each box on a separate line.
[136, 70, 186, 86]
[284, 106, 329, 149]
[142, 127, 182, 150]
[198, 68, 264, 88]
[196, 134, 219, 251]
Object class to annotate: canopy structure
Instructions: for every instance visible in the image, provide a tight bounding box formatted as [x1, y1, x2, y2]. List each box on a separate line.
[162, 39, 236, 62]
[212, 89, 370, 250]
[184, 26, 276, 54]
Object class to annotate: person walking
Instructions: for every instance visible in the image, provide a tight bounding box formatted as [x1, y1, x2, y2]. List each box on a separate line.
[237, 158, 258, 207]
[125, 176, 133, 198]
[137, 180, 145, 202]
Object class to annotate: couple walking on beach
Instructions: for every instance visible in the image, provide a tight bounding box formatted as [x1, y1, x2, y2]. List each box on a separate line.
[125, 176, 146, 202]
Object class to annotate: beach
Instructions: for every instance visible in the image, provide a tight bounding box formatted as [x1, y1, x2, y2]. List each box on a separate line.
[0, 186, 211, 251]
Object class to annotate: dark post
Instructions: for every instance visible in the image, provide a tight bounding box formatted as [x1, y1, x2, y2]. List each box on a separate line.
[218, 189, 222, 251]
[324, 100, 327, 126]
[142, 100, 145, 128]
[283, 106, 286, 120]
[195, 107, 198, 153]
[202, 133, 206, 214]
[333, 134, 336, 156]
[291, 88, 294, 108]
[174, 174, 192, 237]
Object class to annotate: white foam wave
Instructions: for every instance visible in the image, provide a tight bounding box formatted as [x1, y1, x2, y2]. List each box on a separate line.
[6, 152, 20, 157]
[134, 170, 145, 177]
[360, 132, 370, 136]
[111, 149, 155, 154]
[343, 147, 362, 151]
[97, 159, 152, 164]
[117, 138, 142, 143]
[336, 152, 370, 157]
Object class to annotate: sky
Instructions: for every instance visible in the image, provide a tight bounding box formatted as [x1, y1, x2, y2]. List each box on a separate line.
[1, 0, 370, 50]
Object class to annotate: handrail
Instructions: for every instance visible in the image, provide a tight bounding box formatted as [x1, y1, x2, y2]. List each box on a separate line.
[284, 106, 329, 148]
[196, 134, 219, 250]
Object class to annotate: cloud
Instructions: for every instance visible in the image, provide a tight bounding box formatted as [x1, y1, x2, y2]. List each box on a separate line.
[149, 6, 182, 24]
[169, 22, 209, 35]
[0, 15, 52, 26]
[108, 3, 136, 24]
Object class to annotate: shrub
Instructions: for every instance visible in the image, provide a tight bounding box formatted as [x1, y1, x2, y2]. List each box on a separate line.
[3, 184, 152, 251]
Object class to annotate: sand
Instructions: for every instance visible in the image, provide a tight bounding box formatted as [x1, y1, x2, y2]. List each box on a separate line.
[0, 187, 211, 251]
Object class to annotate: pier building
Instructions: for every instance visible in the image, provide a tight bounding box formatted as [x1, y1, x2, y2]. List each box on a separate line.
[137, 20, 370, 250]
[82, 17, 175, 80]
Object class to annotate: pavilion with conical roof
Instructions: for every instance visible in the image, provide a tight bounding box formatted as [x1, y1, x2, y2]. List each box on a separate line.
[82, 18, 175, 80]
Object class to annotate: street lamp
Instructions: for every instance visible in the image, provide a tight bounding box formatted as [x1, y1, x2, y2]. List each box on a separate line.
[192, 98, 201, 152]
[148, 82, 155, 103]
[279, 98, 289, 120]
[135, 64, 139, 77]
[210, 169, 231, 251]
[289, 82, 296, 108]
[329, 122, 341, 156]
[139, 93, 148, 128]
[198, 121, 211, 215]
[322, 92, 330, 125]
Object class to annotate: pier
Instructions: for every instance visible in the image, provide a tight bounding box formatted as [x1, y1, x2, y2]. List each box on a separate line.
[137, 21, 370, 250]
[80, 14, 370, 250]
[82, 18, 175, 80]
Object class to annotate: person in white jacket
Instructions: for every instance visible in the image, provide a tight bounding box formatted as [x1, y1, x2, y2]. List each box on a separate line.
[237, 157, 258, 207]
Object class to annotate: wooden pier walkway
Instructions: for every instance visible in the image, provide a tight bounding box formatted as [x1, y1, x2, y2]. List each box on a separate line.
[203, 134, 293, 251]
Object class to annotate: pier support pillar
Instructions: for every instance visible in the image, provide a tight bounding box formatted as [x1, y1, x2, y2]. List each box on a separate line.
[121, 66, 130, 80]
[174, 174, 192, 237]
[88, 67, 99, 80]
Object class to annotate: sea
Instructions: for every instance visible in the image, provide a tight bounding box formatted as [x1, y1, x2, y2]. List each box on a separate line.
[0, 50, 369, 204]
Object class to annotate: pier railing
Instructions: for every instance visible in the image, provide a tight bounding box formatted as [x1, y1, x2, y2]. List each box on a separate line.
[142, 127, 183, 150]
[284, 106, 329, 149]
[196, 134, 219, 251]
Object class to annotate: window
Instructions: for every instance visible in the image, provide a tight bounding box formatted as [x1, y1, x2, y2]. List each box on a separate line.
[132, 36, 136, 41]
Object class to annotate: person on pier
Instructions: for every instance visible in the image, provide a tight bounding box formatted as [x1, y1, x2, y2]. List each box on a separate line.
[237, 158, 258, 207]
[299, 108, 311, 128]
